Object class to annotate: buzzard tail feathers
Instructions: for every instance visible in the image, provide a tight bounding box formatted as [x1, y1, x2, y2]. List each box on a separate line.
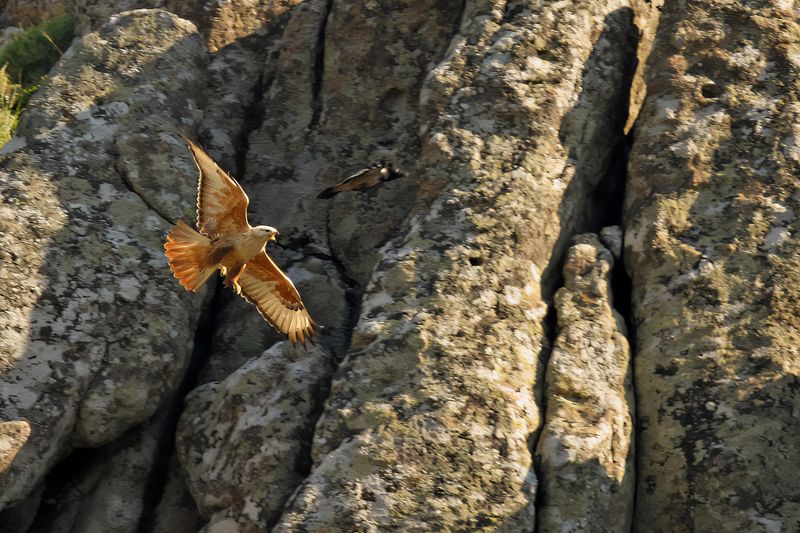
[164, 220, 216, 292]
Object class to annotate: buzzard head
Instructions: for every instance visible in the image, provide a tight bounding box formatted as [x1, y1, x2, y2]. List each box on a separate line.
[253, 225, 280, 243]
[377, 160, 404, 181]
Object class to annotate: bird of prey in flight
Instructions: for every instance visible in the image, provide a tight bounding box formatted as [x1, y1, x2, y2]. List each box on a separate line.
[164, 138, 316, 346]
[317, 160, 403, 199]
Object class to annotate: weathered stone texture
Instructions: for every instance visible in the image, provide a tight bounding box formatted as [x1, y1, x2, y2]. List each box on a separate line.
[0, 9, 205, 509]
[27, 411, 174, 533]
[274, 1, 638, 530]
[624, 1, 800, 531]
[176, 342, 331, 532]
[625, 0, 664, 133]
[206, 0, 460, 375]
[535, 229, 634, 533]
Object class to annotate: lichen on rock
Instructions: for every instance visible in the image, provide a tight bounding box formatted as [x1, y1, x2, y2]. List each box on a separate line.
[273, 1, 638, 530]
[535, 229, 634, 533]
[625, 0, 800, 530]
[0, 8, 206, 510]
[176, 342, 332, 532]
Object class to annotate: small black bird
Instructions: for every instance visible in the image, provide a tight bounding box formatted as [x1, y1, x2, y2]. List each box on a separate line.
[317, 161, 404, 199]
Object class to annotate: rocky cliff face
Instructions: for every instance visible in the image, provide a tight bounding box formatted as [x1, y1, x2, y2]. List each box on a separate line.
[0, 1, 797, 532]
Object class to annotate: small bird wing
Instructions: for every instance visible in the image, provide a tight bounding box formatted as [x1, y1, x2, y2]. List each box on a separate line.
[185, 138, 250, 238]
[332, 167, 383, 192]
[238, 251, 316, 345]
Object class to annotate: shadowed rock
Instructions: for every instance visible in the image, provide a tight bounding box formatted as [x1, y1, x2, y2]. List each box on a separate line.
[176, 342, 332, 532]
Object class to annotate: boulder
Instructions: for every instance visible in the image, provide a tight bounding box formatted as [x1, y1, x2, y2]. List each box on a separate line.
[0, 9, 206, 509]
[176, 342, 332, 532]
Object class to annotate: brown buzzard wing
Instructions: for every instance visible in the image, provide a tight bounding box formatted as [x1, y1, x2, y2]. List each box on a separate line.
[185, 138, 250, 238]
[238, 252, 316, 345]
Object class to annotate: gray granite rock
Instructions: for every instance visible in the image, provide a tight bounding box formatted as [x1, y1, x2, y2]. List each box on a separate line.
[0, 9, 205, 510]
[274, 1, 637, 530]
[176, 342, 332, 532]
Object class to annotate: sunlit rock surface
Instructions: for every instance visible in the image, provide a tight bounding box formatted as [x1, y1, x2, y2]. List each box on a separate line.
[0, 0, 797, 530]
[0, 8, 205, 509]
[624, 0, 800, 530]
[535, 229, 634, 533]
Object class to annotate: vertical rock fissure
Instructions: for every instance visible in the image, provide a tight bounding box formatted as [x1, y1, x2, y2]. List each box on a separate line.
[606, 130, 639, 533]
[136, 46, 276, 522]
[324, 211, 362, 359]
[113, 153, 175, 226]
[234, 71, 267, 179]
[532, 47, 638, 530]
[531, 303, 557, 533]
[309, 0, 334, 131]
[23, 447, 102, 531]
[137, 280, 225, 533]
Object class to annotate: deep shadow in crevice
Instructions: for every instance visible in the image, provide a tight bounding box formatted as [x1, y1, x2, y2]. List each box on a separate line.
[24, 447, 109, 532]
[309, 0, 334, 130]
[233, 69, 266, 179]
[323, 211, 362, 364]
[538, 6, 638, 299]
[137, 279, 223, 533]
[529, 7, 639, 533]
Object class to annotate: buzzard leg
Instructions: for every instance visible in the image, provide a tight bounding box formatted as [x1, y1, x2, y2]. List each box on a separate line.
[224, 263, 247, 295]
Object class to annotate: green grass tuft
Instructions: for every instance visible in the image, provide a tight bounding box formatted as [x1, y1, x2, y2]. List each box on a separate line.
[0, 14, 75, 145]
[0, 65, 24, 145]
[0, 14, 76, 88]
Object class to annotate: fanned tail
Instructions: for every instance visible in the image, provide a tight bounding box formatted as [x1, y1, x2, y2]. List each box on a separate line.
[164, 220, 216, 292]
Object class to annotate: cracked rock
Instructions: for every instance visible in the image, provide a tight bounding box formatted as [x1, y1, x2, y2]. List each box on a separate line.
[176, 342, 332, 532]
[535, 230, 634, 533]
[274, 1, 638, 530]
